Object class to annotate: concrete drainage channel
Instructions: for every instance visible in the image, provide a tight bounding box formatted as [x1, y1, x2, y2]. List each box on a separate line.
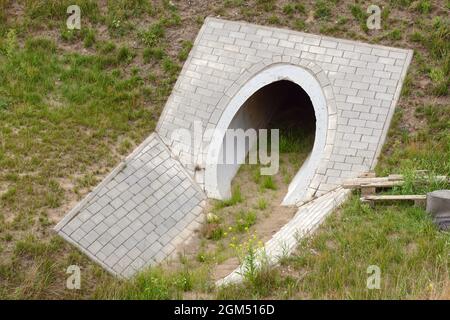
[55, 18, 413, 281]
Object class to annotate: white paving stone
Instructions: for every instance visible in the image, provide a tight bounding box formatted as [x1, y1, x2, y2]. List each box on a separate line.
[157, 17, 412, 198]
[55, 134, 206, 278]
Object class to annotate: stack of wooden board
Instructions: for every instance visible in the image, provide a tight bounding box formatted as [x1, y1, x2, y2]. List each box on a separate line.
[342, 172, 449, 207]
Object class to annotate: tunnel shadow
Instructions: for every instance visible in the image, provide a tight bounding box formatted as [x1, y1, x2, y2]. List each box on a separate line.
[218, 80, 317, 197]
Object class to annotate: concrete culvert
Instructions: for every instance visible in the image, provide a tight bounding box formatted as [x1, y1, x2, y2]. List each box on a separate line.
[205, 64, 330, 205]
[56, 18, 414, 278]
[214, 80, 317, 203]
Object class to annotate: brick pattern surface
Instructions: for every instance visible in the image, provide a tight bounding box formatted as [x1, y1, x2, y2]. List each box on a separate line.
[157, 17, 412, 197]
[56, 134, 206, 278]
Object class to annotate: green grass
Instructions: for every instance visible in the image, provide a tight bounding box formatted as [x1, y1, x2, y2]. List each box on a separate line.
[292, 19, 306, 31]
[279, 129, 314, 153]
[378, 104, 450, 176]
[94, 266, 212, 299]
[143, 47, 166, 63]
[214, 186, 243, 210]
[256, 0, 276, 12]
[139, 22, 165, 47]
[235, 210, 257, 232]
[282, 4, 295, 16]
[178, 40, 193, 61]
[314, 1, 332, 20]
[0, 38, 152, 213]
[219, 196, 449, 299]
[83, 29, 96, 48]
[414, 0, 432, 14]
[257, 198, 267, 210]
[349, 3, 369, 33]
[260, 175, 277, 190]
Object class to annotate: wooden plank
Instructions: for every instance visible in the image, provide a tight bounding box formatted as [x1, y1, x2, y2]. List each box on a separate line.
[360, 194, 427, 208]
[361, 195, 427, 201]
[342, 177, 392, 188]
[343, 176, 449, 189]
[361, 181, 404, 188]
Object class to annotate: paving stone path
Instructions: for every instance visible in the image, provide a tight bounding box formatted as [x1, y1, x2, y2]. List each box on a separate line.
[158, 17, 413, 198]
[55, 134, 206, 277]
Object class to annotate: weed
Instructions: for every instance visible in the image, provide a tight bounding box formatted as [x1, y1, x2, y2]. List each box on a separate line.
[143, 47, 165, 63]
[391, 169, 450, 195]
[162, 57, 180, 76]
[429, 67, 449, 96]
[388, 29, 403, 41]
[0, 96, 9, 110]
[349, 4, 369, 33]
[118, 139, 133, 155]
[196, 251, 215, 263]
[178, 40, 193, 61]
[268, 15, 280, 25]
[46, 180, 64, 208]
[257, 198, 267, 210]
[224, 0, 245, 8]
[261, 176, 277, 190]
[208, 225, 225, 240]
[139, 22, 165, 47]
[0, 0, 448, 301]
[83, 29, 96, 48]
[293, 3, 306, 14]
[282, 4, 295, 16]
[96, 264, 212, 300]
[96, 41, 116, 54]
[206, 212, 220, 224]
[5, 29, 17, 57]
[3, 233, 13, 242]
[214, 186, 243, 209]
[279, 129, 313, 153]
[414, 0, 432, 14]
[390, 0, 414, 8]
[256, 0, 276, 12]
[235, 210, 257, 232]
[14, 235, 50, 258]
[117, 46, 135, 64]
[231, 232, 265, 285]
[314, 1, 331, 20]
[423, 17, 449, 60]
[293, 19, 306, 31]
[401, 73, 413, 96]
[130, 271, 171, 299]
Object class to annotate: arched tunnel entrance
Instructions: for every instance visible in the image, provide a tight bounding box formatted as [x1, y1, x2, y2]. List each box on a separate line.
[265, 80, 316, 139]
[227, 80, 316, 139]
[205, 64, 328, 205]
[216, 80, 316, 199]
